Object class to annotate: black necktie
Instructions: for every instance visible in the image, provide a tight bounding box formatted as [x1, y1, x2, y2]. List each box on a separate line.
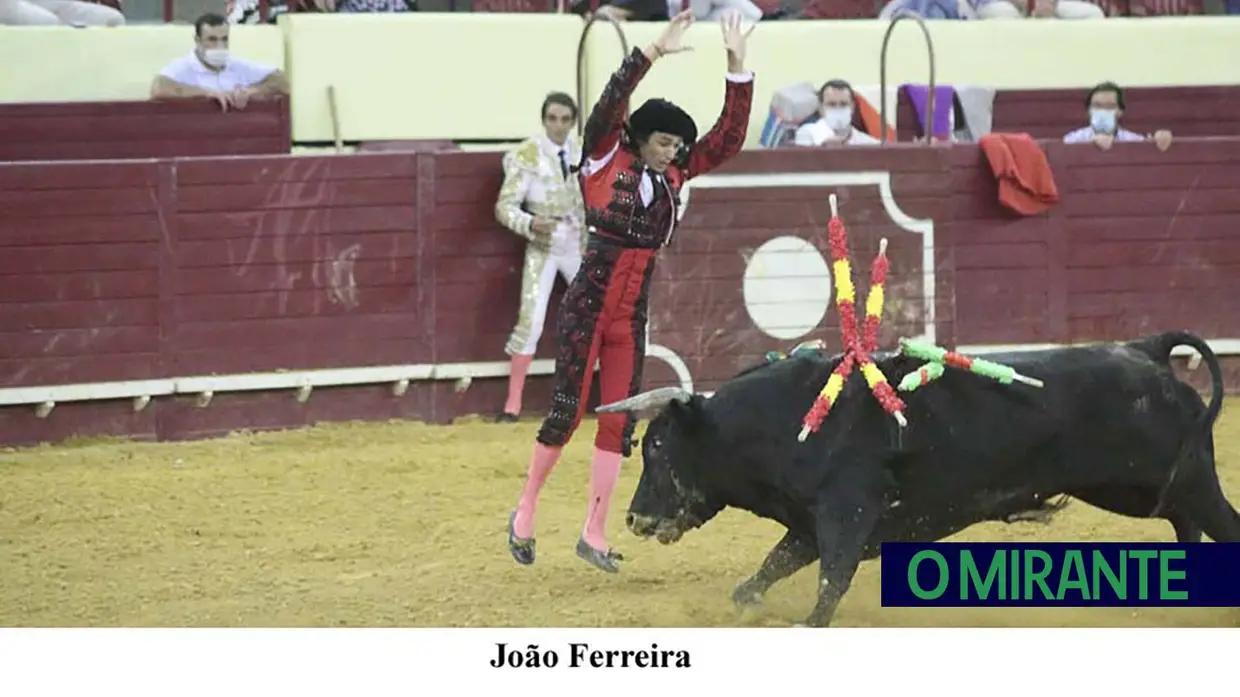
[558, 149, 568, 180]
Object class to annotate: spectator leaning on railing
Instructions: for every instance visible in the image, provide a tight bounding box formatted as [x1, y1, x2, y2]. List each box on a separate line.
[151, 12, 289, 112]
[1063, 81, 1173, 151]
[0, 0, 124, 25]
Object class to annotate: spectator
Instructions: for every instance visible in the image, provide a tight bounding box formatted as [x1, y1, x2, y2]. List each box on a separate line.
[1063, 81, 1173, 151]
[0, 0, 124, 25]
[151, 12, 289, 112]
[592, 0, 764, 22]
[879, 0, 1105, 19]
[794, 80, 880, 147]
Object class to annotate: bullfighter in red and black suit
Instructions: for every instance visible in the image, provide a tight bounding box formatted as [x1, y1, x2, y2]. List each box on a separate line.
[506, 10, 755, 573]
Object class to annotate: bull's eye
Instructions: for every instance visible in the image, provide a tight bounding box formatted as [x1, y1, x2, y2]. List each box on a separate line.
[649, 435, 662, 451]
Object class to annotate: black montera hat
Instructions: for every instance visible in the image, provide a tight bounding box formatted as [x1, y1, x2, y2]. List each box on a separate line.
[627, 98, 698, 144]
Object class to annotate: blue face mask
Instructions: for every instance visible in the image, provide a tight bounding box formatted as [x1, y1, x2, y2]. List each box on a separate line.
[1090, 108, 1118, 134]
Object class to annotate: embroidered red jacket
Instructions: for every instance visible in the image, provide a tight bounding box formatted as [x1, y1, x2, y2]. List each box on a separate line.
[579, 47, 754, 249]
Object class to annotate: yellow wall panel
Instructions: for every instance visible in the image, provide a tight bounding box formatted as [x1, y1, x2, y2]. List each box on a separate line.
[282, 13, 581, 142]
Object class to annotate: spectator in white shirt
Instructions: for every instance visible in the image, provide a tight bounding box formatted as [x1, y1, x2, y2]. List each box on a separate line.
[794, 80, 880, 148]
[151, 12, 289, 112]
[1063, 81, 1172, 151]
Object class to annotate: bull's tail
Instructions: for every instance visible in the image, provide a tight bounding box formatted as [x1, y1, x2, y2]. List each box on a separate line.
[1133, 331, 1227, 519]
[1135, 330, 1225, 432]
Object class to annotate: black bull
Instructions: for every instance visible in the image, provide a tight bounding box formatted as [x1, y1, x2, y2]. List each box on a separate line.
[596, 330, 1240, 627]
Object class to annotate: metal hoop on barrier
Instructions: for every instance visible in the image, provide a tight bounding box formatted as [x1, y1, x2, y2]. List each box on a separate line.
[879, 12, 937, 144]
[575, 12, 631, 138]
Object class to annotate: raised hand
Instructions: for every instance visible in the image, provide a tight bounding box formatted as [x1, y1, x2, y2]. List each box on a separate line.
[651, 9, 695, 58]
[720, 10, 752, 71]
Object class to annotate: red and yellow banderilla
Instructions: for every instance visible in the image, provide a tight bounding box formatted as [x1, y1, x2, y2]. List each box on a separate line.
[798, 194, 907, 442]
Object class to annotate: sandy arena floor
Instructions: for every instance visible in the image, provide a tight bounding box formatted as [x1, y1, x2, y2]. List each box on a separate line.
[2, 408, 1240, 628]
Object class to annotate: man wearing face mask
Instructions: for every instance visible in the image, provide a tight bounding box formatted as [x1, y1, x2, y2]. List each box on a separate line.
[793, 79, 880, 148]
[506, 10, 754, 574]
[151, 12, 288, 112]
[1063, 81, 1172, 152]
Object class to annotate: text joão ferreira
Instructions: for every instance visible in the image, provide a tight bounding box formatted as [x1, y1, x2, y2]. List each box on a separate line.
[879, 542, 1240, 607]
[490, 643, 691, 669]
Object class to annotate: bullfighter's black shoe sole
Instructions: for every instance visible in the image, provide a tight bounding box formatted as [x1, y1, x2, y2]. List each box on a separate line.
[575, 538, 623, 573]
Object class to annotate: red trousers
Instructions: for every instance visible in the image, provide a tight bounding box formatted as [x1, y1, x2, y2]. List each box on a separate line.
[536, 240, 657, 457]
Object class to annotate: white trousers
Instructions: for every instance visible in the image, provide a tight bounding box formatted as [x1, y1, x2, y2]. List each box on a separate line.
[505, 244, 582, 357]
[0, 0, 125, 25]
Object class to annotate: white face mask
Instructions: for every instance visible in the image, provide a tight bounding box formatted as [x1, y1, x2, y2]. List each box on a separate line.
[201, 48, 229, 68]
[823, 107, 852, 132]
[1089, 108, 1118, 134]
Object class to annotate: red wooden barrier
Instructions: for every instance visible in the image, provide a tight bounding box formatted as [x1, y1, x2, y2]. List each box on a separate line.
[895, 85, 1240, 142]
[1, 138, 1238, 446]
[0, 98, 290, 162]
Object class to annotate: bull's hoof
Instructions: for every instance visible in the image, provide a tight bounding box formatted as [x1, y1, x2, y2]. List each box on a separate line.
[576, 538, 623, 573]
[507, 511, 536, 566]
[1003, 496, 1072, 525]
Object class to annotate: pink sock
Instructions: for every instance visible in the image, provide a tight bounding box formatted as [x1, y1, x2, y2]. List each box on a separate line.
[582, 448, 623, 550]
[513, 443, 563, 538]
[503, 354, 534, 415]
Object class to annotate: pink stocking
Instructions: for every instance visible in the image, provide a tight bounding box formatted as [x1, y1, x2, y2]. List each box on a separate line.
[582, 448, 623, 550]
[512, 443, 563, 539]
[503, 354, 534, 415]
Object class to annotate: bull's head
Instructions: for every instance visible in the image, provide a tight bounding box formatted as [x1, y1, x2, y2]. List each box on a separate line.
[597, 386, 723, 546]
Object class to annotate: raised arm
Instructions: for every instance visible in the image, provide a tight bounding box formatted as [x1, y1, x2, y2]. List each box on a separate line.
[683, 11, 755, 180]
[582, 10, 697, 161]
[683, 72, 754, 180]
[581, 47, 654, 160]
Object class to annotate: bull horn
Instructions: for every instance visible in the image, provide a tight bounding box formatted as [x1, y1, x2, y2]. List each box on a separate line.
[596, 386, 692, 414]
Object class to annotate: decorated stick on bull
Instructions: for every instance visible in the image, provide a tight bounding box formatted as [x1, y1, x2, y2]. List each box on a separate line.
[797, 194, 907, 442]
[897, 361, 945, 392]
[797, 194, 860, 441]
[826, 194, 860, 351]
[861, 238, 888, 354]
[897, 338, 1045, 388]
[848, 234, 907, 426]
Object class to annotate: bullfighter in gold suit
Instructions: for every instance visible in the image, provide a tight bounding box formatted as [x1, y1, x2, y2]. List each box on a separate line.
[494, 92, 587, 423]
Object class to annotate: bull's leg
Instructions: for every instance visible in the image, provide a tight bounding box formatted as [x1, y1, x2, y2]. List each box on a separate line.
[802, 491, 882, 628]
[732, 530, 818, 608]
[1164, 460, 1240, 543]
